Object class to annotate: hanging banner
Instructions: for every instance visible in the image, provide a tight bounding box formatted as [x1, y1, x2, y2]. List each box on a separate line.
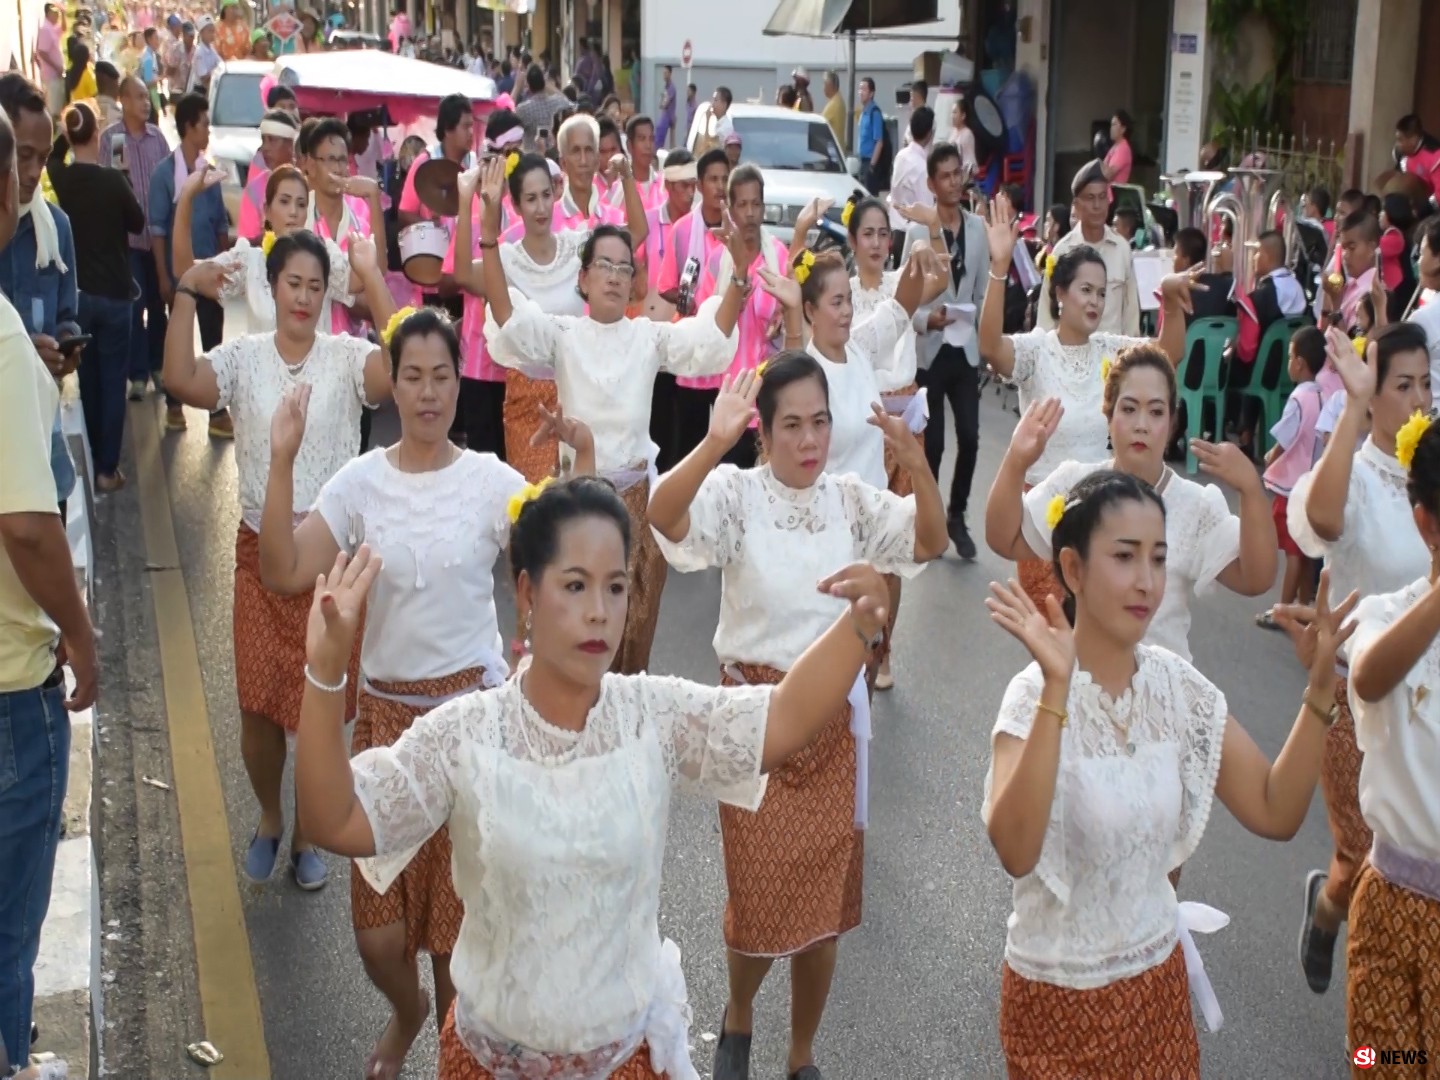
[266, 5, 302, 43]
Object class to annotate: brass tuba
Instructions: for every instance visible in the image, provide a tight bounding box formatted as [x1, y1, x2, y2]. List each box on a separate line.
[1160, 170, 1226, 242]
[1204, 167, 1286, 294]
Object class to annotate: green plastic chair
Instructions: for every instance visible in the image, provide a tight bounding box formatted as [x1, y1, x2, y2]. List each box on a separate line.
[1178, 316, 1236, 474]
[1236, 315, 1310, 457]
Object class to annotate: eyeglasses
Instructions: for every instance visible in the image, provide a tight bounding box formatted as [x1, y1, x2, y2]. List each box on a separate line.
[590, 258, 635, 280]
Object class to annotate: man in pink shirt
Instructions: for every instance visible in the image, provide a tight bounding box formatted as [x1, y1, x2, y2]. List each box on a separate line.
[397, 93, 476, 229]
[301, 117, 386, 333]
[551, 113, 623, 231]
[613, 112, 666, 213]
[235, 109, 299, 241]
[657, 147, 730, 310]
[1395, 113, 1440, 207]
[34, 4, 66, 115]
[1323, 210, 1380, 331]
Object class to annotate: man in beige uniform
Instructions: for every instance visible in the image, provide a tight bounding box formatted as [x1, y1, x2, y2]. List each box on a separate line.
[1036, 159, 1141, 335]
[0, 107, 97, 1080]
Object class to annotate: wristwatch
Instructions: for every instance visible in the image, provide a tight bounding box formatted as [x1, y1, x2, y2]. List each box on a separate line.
[1303, 693, 1339, 727]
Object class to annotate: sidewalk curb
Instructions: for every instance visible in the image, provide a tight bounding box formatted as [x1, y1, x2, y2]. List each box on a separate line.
[30, 390, 102, 1079]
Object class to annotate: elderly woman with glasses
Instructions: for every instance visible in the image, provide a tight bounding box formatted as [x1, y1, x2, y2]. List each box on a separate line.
[476, 155, 745, 676]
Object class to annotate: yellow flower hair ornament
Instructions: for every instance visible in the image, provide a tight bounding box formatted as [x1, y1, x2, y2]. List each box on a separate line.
[381, 306, 419, 347]
[1046, 494, 1068, 530]
[507, 476, 556, 524]
[504, 151, 520, 179]
[1044, 254, 1056, 279]
[1396, 410, 1432, 471]
[1352, 336, 1368, 358]
[793, 249, 816, 286]
[260, 231, 277, 257]
[1100, 355, 1113, 384]
[755, 360, 767, 379]
[840, 199, 855, 230]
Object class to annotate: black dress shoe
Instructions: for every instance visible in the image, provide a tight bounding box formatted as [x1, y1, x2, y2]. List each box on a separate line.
[712, 1011, 751, 1080]
[1298, 868, 1337, 994]
[789, 1067, 824, 1080]
[948, 516, 977, 560]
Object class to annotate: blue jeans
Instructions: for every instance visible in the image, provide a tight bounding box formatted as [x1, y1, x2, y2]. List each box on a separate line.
[127, 248, 166, 384]
[78, 292, 135, 478]
[0, 677, 69, 1069]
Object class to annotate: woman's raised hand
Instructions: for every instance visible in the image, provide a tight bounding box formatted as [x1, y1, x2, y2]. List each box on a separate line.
[985, 577, 1075, 684]
[1327, 324, 1377, 403]
[756, 266, 802, 311]
[708, 369, 761, 446]
[457, 163, 482, 204]
[817, 562, 890, 642]
[478, 155, 507, 211]
[1190, 438, 1263, 494]
[305, 546, 382, 683]
[1008, 398, 1062, 470]
[347, 234, 378, 277]
[867, 401, 926, 471]
[269, 383, 311, 463]
[986, 190, 1019, 267]
[1272, 568, 1359, 687]
[531, 402, 592, 454]
[1159, 265, 1208, 316]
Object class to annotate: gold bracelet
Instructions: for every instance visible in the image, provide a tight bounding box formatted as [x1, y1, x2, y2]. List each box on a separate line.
[1034, 701, 1068, 727]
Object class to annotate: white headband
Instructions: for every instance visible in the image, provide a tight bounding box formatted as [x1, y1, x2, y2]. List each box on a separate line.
[488, 127, 524, 151]
[663, 163, 697, 182]
[259, 119, 298, 141]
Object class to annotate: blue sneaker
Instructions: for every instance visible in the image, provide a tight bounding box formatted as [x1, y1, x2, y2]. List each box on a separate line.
[291, 848, 328, 891]
[243, 832, 280, 883]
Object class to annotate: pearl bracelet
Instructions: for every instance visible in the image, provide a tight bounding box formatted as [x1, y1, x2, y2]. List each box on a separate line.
[304, 664, 347, 694]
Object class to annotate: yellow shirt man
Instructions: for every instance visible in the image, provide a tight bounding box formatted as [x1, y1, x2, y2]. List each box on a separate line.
[0, 293, 62, 691]
[823, 91, 847, 148]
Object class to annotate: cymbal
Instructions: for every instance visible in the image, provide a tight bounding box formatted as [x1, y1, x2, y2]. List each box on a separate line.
[414, 157, 462, 217]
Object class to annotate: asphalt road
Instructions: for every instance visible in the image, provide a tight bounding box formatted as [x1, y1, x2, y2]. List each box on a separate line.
[91, 380, 1354, 1080]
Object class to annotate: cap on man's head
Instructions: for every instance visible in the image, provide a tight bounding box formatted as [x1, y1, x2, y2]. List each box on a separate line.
[196, 15, 215, 30]
[167, 13, 180, 25]
[1071, 158, 1107, 197]
[724, 131, 742, 147]
[791, 66, 810, 82]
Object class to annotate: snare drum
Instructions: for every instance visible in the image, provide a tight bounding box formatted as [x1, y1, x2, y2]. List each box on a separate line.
[399, 221, 451, 287]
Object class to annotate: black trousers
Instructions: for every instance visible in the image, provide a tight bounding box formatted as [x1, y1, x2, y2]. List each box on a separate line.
[672, 384, 757, 468]
[918, 347, 980, 518]
[651, 372, 679, 474]
[193, 296, 225, 417]
[454, 377, 507, 458]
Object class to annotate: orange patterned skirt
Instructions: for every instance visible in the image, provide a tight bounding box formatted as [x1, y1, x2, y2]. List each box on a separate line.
[719, 663, 862, 957]
[1000, 945, 1199, 1079]
[350, 668, 482, 960]
[504, 369, 560, 484]
[233, 523, 359, 731]
[610, 478, 668, 676]
[1347, 862, 1440, 1072]
[1322, 676, 1372, 912]
[437, 1004, 666, 1079]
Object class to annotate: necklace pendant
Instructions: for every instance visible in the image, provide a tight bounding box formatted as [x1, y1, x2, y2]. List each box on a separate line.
[1126, 740, 1137, 756]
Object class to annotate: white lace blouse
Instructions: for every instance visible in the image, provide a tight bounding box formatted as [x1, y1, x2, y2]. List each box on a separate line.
[984, 646, 1227, 989]
[500, 229, 590, 317]
[652, 465, 924, 668]
[1347, 579, 1440, 862]
[213, 237, 355, 337]
[485, 292, 737, 473]
[807, 297, 911, 489]
[1020, 461, 1241, 662]
[313, 449, 526, 684]
[1009, 329, 1150, 484]
[207, 331, 375, 528]
[351, 673, 771, 1074]
[850, 272, 918, 394]
[1288, 438, 1430, 660]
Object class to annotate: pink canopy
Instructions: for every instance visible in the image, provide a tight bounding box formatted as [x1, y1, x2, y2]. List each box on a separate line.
[272, 52, 499, 126]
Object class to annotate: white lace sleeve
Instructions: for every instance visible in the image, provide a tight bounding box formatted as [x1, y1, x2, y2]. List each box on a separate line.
[1168, 655, 1227, 872]
[1287, 466, 1357, 559]
[1183, 482, 1243, 596]
[836, 474, 924, 578]
[336, 333, 378, 407]
[1009, 328, 1047, 387]
[351, 694, 466, 893]
[984, 663, 1071, 903]
[485, 289, 560, 373]
[656, 293, 738, 378]
[849, 297, 909, 374]
[1348, 586, 1431, 752]
[324, 238, 356, 307]
[1092, 332, 1152, 360]
[650, 463, 745, 572]
[639, 674, 770, 810]
[213, 246, 250, 302]
[204, 335, 248, 412]
[1020, 461, 1094, 559]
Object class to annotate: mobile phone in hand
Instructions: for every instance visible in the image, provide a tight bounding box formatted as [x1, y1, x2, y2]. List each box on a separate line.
[60, 334, 93, 355]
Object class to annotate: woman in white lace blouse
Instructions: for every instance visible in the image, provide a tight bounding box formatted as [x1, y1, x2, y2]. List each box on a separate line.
[162, 231, 395, 893]
[984, 469, 1357, 1078]
[478, 156, 746, 677]
[172, 164, 381, 338]
[293, 478, 894, 1080]
[978, 193, 1198, 609]
[1287, 322, 1433, 996]
[258, 309, 593, 1080]
[985, 345, 1277, 663]
[648, 356, 947, 1080]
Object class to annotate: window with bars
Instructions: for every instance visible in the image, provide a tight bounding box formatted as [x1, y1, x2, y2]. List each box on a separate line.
[1295, 0, 1357, 83]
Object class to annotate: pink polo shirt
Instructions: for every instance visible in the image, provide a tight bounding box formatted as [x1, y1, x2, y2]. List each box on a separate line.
[310, 195, 372, 335]
[677, 235, 786, 391]
[443, 223, 505, 383]
[610, 169, 666, 214]
[1405, 146, 1440, 205]
[554, 180, 625, 232]
[657, 208, 724, 297]
[237, 168, 270, 241]
[1338, 266, 1376, 330]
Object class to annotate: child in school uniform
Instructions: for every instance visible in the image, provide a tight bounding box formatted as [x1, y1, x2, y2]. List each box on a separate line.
[1258, 325, 1328, 627]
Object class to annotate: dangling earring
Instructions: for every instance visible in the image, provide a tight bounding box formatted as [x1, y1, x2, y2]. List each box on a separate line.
[524, 611, 533, 654]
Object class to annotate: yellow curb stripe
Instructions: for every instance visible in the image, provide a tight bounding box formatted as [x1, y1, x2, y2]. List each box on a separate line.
[132, 403, 271, 1080]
